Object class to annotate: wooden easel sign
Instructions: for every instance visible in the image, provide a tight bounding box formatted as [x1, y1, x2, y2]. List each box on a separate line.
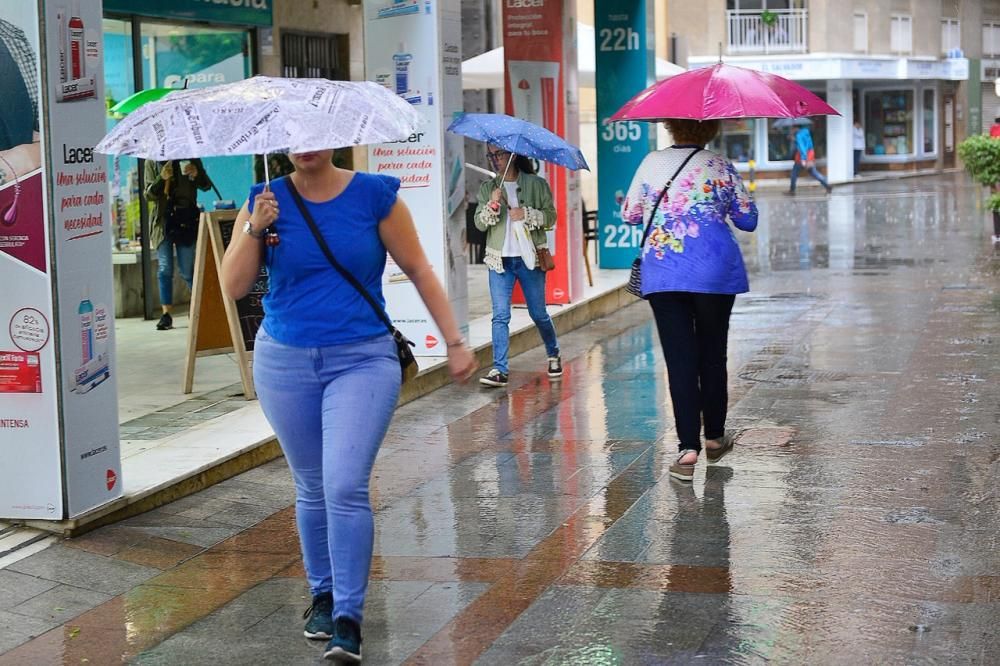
[183, 211, 267, 400]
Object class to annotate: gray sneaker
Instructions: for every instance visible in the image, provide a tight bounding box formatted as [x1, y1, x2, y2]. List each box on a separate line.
[547, 356, 563, 378]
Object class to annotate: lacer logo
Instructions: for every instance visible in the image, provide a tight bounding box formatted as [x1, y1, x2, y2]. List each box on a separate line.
[106, 469, 117, 491]
[553, 288, 565, 299]
[425, 335, 439, 349]
[506, 0, 543, 7]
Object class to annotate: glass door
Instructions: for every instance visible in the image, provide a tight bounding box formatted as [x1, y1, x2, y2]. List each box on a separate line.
[140, 21, 254, 208]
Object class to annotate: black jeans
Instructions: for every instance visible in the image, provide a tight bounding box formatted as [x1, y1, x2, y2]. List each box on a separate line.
[648, 292, 736, 453]
[853, 149, 862, 176]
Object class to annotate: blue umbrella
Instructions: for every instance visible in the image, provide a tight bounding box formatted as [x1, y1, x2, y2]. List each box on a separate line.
[447, 113, 590, 175]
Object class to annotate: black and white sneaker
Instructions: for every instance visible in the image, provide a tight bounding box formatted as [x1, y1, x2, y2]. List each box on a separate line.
[156, 313, 173, 330]
[547, 357, 563, 378]
[479, 369, 508, 387]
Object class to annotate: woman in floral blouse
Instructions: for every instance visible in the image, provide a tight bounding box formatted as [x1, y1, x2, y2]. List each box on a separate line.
[620, 119, 758, 481]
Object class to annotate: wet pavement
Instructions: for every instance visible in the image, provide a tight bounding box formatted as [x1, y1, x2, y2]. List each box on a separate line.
[1, 174, 997, 664]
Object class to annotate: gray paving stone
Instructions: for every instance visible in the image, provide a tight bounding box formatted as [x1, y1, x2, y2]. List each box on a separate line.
[7, 545, 158, 596]
[131, 525, 244, 548]
[0, 570, 59, 610]
[9, 584, 111, 624]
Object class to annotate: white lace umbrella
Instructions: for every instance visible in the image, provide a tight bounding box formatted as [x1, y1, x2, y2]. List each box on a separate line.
[96, 76, 420, 182]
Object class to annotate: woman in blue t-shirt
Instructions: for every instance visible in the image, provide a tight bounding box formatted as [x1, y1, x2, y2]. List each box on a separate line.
[221, 150, 476, 662]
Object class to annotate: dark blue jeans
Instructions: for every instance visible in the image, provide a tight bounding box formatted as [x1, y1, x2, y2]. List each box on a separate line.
[488, 257, 559, 374]
[790, 161, 830, 192]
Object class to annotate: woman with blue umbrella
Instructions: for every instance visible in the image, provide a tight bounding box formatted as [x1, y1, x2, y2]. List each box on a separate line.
[450, 113, 588, 387]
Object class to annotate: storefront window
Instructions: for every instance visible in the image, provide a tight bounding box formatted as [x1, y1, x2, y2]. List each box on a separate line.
[767, 92, 827, 162]
[141, 21, 253, 208]
[712, 119, 756, 163]
[103, 18, 254, 317]
[922, 88, 936, 154]
[865, 89, 914, 156]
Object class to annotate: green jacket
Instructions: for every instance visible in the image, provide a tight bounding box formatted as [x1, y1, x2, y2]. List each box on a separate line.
[474, 172, 556, 273]
[143, 159, 212, 249]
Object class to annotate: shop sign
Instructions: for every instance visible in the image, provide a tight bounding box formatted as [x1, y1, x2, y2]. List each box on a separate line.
[503, 0, 584, 303]
[103, 0, 272, 27]
[594, 0, 654, 268]
[842, 58, 902, 80]
[364, 0, 468, 357]
[905, 58, 968, 81]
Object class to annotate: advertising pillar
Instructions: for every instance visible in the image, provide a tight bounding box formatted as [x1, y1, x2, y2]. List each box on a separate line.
[503, 0, 583, 304]
[364, 0, 468, 357]
[1, 0, 121, 521]
[826, 79, 853, 184]
[594, 0, 655, 268]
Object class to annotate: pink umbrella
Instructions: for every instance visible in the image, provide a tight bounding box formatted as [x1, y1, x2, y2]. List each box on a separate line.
[611, 63, 839, 122]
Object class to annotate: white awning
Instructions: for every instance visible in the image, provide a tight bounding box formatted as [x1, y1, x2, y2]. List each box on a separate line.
[462, 23, 685, 90]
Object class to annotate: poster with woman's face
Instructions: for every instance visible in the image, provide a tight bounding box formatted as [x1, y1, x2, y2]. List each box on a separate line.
[0, 5, 40, 154]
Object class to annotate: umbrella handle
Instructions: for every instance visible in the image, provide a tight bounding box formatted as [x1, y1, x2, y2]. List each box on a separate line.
[263, 152, 270, 191]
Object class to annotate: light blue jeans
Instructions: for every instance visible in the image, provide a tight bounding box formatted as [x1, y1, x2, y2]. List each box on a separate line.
[488, 256, 559, 374]
[253, 329, 401, 623]
[156, 239, 195, 306]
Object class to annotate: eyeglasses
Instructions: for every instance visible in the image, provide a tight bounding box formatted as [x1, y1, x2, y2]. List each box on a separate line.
[487, 151, 510, 160]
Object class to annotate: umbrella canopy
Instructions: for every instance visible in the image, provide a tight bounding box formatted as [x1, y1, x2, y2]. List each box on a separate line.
[447, 113, 589, 172]
[109, 87, 177, 118]
[610, 63, 840, 122]
[772, 116, 814, 128]
[96, 76, 420, 161]
[461, 22, 684, 90]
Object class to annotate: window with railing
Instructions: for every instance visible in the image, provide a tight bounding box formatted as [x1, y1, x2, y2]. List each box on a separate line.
[853, 12, 868, 53]
[725, 1, 808, 54]
[985, 23, 1000, 57]
[940, 18, 961, 54]
[890, 15, 913, 55]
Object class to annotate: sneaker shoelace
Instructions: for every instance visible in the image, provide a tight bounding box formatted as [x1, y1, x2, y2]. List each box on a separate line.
[303, 595, 332, 620]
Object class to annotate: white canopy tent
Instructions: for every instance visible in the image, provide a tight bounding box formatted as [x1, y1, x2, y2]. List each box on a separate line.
[461, 22, 684, 90]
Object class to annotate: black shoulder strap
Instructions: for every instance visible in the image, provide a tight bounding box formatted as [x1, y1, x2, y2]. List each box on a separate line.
[285, 177, 395, 334]
[639, 147, 702, 250]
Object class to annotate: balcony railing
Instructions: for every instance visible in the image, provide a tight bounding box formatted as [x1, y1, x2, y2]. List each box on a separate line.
[726, 9, 808, 54]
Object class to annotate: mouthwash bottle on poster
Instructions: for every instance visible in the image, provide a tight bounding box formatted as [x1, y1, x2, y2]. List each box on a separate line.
[69, 0, 85, 79]
[393, 44, 412, 95]
[79, 291, 94, 364]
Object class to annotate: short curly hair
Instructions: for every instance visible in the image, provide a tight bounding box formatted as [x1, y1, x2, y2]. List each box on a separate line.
[664, 119, 721, 147]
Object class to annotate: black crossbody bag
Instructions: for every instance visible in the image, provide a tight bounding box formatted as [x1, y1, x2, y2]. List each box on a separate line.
[285, 179, 418, 383]
[626, 147, 702, 298]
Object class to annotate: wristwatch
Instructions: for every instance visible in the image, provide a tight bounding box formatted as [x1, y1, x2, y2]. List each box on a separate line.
[243, 220, 265, 239]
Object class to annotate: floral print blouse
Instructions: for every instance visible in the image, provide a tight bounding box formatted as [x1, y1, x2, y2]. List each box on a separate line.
[621, 146, 758, 295]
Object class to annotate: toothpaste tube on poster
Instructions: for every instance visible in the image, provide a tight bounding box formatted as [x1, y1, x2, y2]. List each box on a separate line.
[56, 76, 96, 102]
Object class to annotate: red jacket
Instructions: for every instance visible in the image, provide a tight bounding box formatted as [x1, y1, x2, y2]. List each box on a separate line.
[991, 123, 1000, 138]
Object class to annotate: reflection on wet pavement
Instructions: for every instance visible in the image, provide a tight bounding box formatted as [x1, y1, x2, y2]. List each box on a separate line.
[0, 175, 997, 664]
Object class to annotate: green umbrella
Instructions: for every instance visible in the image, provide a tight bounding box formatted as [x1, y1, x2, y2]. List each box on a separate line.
[109, 87, 178, 118]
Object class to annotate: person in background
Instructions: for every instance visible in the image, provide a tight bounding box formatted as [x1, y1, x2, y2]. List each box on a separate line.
[620, 119, 758, 482]
[221, 150, 476, 663]
[143, 159, 212, 330]
[786, 125, 832, 195]
[852, 119, 865, 177]
[474, 146, 562, 388]
[990, 110, 1000, 139]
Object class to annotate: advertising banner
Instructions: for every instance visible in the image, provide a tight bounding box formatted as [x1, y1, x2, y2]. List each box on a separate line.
[594, 0, 655, 268]
[365, 0, 468, 357]
[0, 2, 64, 519]
[43, 0, 122, 517]
[502, 0, 583, 304]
